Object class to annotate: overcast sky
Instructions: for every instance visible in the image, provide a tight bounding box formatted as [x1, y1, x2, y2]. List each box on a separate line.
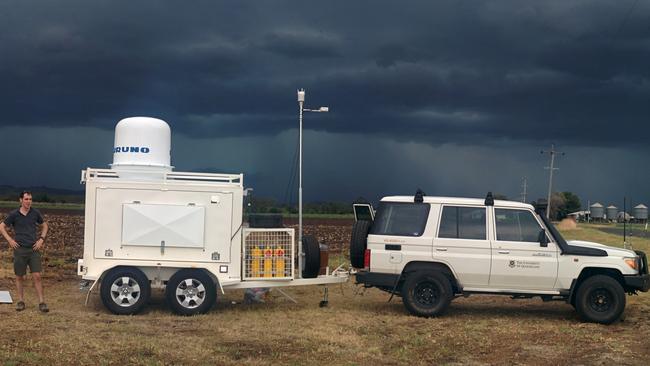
[1, 0, 649, 208]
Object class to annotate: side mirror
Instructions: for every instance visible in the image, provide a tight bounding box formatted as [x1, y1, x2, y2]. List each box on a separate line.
[538, 229, 549, 247]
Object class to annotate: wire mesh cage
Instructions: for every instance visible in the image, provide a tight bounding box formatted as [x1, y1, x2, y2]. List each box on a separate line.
[243, 228, 294, 280]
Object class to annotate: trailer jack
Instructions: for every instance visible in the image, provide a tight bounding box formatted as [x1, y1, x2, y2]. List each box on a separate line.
[319, 286, 329, 307]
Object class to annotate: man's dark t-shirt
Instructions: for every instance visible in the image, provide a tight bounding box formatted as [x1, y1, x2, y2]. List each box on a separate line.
[3, 208, 44, 247]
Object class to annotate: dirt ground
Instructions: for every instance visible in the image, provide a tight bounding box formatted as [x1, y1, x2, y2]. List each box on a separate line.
[1, 213, 650, 365]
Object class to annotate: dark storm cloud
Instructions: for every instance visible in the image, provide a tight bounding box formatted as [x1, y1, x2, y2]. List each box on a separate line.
[1, 0, 649, 146]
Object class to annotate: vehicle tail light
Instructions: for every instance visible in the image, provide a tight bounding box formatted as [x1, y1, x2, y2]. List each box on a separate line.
[364, 249, 371, 269]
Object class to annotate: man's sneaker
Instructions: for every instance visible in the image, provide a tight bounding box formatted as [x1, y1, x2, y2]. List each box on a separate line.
[15, 301, 25, 311]
[39, 303, 49, 313]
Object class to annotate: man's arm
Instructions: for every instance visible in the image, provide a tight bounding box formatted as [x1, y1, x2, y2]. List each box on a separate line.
[33, 221, 48, 251]
[0, 222, 18, 249]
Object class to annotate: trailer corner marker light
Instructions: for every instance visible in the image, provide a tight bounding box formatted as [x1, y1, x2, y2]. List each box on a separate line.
[219, 265, 228, 273]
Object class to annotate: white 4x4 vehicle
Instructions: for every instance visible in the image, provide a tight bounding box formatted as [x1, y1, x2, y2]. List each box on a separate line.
[351, 192, 649, 324]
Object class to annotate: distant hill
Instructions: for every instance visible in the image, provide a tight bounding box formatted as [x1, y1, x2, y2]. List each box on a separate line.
[0, 185, 84, 203]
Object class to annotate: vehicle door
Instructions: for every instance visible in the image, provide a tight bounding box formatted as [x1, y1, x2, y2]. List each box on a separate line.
[368, 201, 431, 274]
[433, 205, 491, 287]
[489, 208, 559, 289]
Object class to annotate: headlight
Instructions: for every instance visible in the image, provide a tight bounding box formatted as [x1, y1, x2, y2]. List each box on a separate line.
[624, 257, 638, 270]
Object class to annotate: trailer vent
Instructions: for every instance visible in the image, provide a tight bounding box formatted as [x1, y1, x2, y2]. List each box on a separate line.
[243, 228, 294, 280]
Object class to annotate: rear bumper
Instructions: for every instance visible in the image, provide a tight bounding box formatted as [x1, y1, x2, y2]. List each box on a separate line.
[624, 274, 650, 292]
[355, 271, 399, 288]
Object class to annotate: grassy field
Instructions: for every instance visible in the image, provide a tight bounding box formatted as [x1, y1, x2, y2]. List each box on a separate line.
[1, 220, 649, 365]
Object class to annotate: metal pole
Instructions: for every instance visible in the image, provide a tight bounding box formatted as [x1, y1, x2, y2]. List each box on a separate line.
[623, 196, 627, 249]
[542, 144, 564, 219]
[546, 148, 555, 219]
[298, 90, 304, 278]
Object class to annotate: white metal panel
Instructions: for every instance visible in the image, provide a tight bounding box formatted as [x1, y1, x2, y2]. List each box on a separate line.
[93, 186, 235, 263]
[122, 203, 205, 248]
[0, 291, 12, 303]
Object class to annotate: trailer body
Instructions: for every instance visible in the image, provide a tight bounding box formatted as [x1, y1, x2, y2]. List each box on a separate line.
[77, 168, 347, 315]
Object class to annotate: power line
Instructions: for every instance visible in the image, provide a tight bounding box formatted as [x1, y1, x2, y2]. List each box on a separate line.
[615, 0, 640, 40]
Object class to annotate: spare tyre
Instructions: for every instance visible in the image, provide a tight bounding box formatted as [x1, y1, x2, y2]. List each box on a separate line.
[302, 235, 321, 278]
[350, 220, 371, 268]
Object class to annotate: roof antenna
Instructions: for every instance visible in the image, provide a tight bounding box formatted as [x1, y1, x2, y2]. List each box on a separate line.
[414, 189, 425, 203]
[485, 192, 494, 206]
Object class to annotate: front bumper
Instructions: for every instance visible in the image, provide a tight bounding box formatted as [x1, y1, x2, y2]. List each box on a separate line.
[624, 274, 650, 292]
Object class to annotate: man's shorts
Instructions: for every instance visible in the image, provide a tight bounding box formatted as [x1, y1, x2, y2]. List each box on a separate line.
[13, 246, 42, 276]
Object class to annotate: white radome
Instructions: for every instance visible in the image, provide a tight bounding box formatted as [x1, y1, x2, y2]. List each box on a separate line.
[111, 117, 172, 180]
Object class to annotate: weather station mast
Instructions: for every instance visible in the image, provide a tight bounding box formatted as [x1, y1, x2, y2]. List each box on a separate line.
[297, 89, 329, 277]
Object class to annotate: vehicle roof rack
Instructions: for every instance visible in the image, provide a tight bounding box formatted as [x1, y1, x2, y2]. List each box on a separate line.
[485, 192, 494, 206]
[414, 189, 425, 203]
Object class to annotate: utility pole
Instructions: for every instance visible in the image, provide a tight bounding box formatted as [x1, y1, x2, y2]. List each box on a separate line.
[541, 144, 565, 219]
[520, 176, 528, 203]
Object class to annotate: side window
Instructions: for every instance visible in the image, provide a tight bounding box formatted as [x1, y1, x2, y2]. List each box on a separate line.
[370, 202, 430, 237]
[438, 206, 486, 240]
[495, 209, 542, 242]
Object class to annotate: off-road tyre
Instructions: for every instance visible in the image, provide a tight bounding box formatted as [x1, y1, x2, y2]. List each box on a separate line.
[302, 235, 321, 278]
[575, 275, 626, 324]
[401, 271, 453, 317]
[350, 220, 371, 268]
[100, 267, 151, 315]
[166, 269, 217, 316]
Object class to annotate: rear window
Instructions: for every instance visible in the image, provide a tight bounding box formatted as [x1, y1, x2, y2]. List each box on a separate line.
[370, 202, 430, 237]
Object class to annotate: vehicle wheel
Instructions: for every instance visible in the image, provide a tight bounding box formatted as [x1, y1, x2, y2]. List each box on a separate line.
[166, 269, 216, 316]
[575, 275, 626, 324]
[350, 220, 371, 268]
[100, 267, 151, 315]
[302, 235, 321, 278]
[401, 271, 453, 317]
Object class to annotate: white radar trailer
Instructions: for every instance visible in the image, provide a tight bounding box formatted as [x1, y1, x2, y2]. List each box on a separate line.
[77, 117, 348, 315]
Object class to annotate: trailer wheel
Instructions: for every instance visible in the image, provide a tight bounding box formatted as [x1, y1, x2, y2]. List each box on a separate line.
[350, 220, 371, 268]
[302, 235, 321, 278]
[166, 269, 216, 316]
[100, 267, 151, 315]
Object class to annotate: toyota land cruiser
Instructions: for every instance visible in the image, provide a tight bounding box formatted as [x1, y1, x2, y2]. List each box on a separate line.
[351, 191, 649, 324]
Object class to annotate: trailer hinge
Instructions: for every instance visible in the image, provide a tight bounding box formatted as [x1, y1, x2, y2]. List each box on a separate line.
[161, 240, 165, 255]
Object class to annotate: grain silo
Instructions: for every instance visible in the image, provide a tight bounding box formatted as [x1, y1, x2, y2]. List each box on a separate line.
[634, 204, 648, 223]
[590, 202, 604, 220]
[606, 205, 618, 221]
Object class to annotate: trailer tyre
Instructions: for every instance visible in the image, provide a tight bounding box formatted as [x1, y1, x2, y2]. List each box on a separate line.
[166, 269, 216, 316]
[350, 220, 371, 268]
[302, 235, 321, 278]
[575, 275, 626, 324]
[100, 267, 151, 315]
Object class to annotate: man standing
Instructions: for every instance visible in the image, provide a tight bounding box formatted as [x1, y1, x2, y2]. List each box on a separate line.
[0, 191, 49, 312]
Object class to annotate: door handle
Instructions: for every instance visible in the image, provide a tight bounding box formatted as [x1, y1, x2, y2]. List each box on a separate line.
[498, 250, 510, 254]
[435, 248, 448, 252]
